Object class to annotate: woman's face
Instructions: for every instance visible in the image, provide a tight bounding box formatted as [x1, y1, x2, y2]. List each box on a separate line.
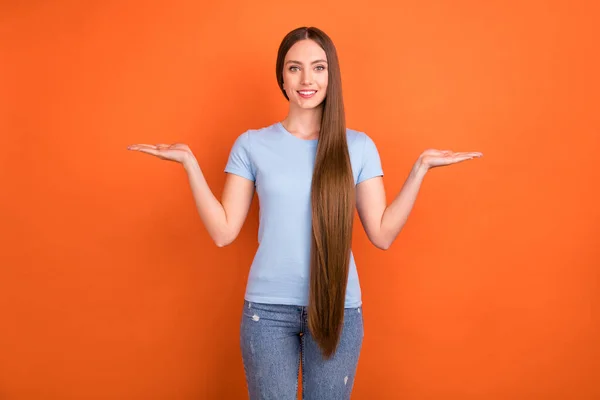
[282, 39, 328, 109]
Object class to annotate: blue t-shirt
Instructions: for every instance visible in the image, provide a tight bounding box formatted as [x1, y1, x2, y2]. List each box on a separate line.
[224, 122, 383, 308]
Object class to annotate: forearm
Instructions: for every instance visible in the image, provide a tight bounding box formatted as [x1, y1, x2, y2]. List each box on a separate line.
[183, 156, 229, 246]
[379, 160, 428, 249]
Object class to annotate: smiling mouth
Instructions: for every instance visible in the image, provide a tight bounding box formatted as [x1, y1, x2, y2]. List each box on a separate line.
[297, 90, 317, 98]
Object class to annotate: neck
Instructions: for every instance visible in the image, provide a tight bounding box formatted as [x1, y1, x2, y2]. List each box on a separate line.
[282, 104, 323, 140]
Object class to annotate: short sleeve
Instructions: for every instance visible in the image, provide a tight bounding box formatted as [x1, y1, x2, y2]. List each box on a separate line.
[357, 134, 383, 184]
[224, 132, 256, 181]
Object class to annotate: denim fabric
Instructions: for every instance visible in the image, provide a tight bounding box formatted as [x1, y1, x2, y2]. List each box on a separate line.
[240, 300, 364, 400]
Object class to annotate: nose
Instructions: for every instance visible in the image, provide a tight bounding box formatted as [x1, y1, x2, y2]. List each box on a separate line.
[301, 69, 314, 86]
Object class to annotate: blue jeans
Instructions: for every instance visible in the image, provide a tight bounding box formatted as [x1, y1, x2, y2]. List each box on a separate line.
[240, 300, 364, 400]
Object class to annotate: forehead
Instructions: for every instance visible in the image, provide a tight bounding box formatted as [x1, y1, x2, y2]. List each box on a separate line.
[285, 39, 327, 62]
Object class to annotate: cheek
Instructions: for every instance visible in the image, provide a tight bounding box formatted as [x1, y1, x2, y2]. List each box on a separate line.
[318, 75, 328, 90]
[319, 79, 328, 95]
[283, 71, 299, 82]
[282, 71, 294, 86]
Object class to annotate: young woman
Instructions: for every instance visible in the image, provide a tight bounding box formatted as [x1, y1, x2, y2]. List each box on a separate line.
[128, 26, 482, 400]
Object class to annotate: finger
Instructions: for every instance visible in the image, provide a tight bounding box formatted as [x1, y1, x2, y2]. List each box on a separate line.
[451, 155, 478, 163]
[424, 149, 451, 156]
[135, 148, 162, 157]
[439, 150, 456, 157]
[455, 151, 482, 158]
[128, 144, 158, 151]
[452, 152, 481, 159]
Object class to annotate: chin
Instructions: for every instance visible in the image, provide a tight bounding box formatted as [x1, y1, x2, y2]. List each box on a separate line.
[296, 98, 326, 109]
[299, 103, 323, 109]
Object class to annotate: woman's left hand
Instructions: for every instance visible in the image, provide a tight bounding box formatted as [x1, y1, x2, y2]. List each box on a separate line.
[417, 149, 483, 171]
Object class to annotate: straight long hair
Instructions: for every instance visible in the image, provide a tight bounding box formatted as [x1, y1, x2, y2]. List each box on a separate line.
[276, 27, 354, 359]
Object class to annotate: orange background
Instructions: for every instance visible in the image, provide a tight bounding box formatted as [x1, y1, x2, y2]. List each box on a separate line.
[1, 1, 599, 399]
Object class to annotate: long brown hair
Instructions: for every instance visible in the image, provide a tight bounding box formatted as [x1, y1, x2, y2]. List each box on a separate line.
[276, 27, 354, 359]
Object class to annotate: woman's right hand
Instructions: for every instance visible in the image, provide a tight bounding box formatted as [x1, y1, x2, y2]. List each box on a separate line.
[128, 141, 255, 248]
[127, 143, 194, 164]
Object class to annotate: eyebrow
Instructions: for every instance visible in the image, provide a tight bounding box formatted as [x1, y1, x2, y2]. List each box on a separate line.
[285, 59, 328, 65]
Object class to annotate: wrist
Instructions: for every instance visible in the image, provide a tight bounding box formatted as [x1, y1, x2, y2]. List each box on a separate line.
[412, 157, 429, 178]
[183, 153, 199, 172]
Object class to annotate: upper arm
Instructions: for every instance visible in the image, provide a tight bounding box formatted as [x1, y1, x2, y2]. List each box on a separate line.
[355, 133, 386, 248]
[221, 131, 256, 244]
[356, 176, 386, 248]
[221, 173, 255, 243]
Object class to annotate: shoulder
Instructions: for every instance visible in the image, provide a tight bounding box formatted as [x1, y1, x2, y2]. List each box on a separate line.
[232, 123, 280, 144]
[229, 124, 275, 151]
[346, 128, 376, 152]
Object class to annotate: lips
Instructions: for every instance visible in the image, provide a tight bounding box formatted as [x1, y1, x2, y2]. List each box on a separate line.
[297, 90, 317, 99]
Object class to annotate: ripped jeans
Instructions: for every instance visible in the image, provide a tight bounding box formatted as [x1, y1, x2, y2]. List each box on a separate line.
[240, 300, 364, 400]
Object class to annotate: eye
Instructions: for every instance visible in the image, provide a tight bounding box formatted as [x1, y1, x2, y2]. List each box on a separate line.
[315, 65, 326, 71]
[289, 66, 300, 72]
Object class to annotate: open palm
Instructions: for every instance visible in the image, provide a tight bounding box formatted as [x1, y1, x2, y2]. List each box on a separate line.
[420, 149, 482, 169]
[127, 143, 193, 164]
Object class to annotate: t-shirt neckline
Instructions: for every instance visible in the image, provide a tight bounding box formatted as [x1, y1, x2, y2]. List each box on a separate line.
[276, 122, 319, 147]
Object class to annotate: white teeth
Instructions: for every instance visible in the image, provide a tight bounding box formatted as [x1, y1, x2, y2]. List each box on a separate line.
[299, 91, 316, 95]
